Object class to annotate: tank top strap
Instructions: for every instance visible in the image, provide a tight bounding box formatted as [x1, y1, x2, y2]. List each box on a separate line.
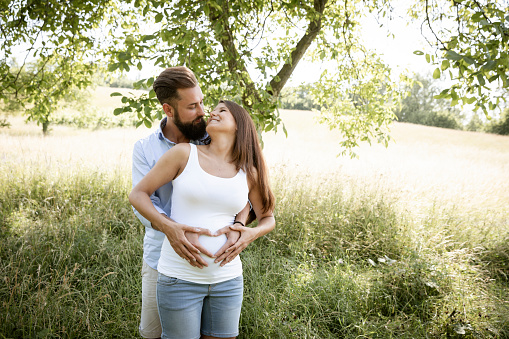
[187, 143, 199, 169]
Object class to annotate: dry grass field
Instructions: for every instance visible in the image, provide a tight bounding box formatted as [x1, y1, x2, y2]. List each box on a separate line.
[2, 94, 509, 219]
[267, 110, 509, 218]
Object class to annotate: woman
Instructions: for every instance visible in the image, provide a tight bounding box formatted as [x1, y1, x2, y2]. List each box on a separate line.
[129, 100, 275, 339]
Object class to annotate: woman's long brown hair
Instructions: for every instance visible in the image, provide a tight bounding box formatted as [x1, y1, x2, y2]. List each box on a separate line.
[221, 100, 275, 214]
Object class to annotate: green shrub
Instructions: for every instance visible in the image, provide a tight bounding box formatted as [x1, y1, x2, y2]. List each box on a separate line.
[485, 109, 509, 135]
[424, 110, 463, 130]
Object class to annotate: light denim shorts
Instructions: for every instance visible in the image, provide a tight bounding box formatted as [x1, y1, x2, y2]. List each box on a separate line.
[156, 274, 243, 339]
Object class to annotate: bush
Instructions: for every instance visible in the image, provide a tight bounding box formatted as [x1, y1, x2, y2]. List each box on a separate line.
[465, 114, 485, 132]
[279, 85, 321, 111]
[485, 109, 509, 135]
[424, 110, 463, 130]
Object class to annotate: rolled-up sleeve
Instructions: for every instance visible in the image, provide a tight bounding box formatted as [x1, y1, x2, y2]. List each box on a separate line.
[132, 140, 167, 229]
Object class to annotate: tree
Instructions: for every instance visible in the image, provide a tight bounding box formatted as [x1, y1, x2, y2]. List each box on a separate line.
[411, 0, 509, 116]
[108, 0, 405, 155]
[394, 73, 438, 125]
[2, 0, 508, 152]
[0, 0, 113, 133]
[395, 72, 465, 129]
[423, 110, 463, 130]
[465, 113, 485, 132]
[279, 84, 321, 111]
[485, 108, 509, 135]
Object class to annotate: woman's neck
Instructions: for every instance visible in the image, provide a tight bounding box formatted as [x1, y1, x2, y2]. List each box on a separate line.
[207, 133, 235, 162]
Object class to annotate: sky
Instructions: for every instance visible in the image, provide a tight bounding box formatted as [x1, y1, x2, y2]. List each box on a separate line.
[286, 3, 435, 86]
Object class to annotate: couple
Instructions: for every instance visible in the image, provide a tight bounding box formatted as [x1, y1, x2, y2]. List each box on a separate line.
[129, 66, 275, 339]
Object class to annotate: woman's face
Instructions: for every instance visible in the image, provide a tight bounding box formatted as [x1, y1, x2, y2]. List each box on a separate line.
[207, 103, 237, 134]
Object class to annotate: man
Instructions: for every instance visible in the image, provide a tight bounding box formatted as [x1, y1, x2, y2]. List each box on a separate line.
[132, 66, 250, 338]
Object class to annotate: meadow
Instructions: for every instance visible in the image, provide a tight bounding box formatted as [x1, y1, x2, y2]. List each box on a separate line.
[1, 88, 508, 338]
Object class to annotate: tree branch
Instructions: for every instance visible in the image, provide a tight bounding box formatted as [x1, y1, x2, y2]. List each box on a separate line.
[269, 0, 327, 98]
[207, 1, 261, 109]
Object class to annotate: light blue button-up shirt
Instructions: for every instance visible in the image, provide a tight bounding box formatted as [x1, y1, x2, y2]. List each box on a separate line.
[132, 117, 206, 270]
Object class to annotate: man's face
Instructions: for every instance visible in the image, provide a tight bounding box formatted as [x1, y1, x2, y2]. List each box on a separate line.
[172, 86, 207, 140]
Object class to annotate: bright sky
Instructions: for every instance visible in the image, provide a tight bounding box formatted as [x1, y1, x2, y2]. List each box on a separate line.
[287, 3, 435, 85]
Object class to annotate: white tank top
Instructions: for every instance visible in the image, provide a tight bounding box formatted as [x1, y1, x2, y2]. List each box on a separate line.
[157, 143, 248, 284]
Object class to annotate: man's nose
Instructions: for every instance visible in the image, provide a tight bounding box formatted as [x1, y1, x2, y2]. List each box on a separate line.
[197, 103, 205, 116]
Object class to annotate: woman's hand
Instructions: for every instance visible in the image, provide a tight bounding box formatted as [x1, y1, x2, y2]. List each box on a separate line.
[213, 225, 241, 266]
[214, 224, 261, 267]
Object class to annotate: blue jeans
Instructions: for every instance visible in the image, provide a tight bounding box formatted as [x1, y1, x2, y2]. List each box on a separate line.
[156, 274, 243, 339]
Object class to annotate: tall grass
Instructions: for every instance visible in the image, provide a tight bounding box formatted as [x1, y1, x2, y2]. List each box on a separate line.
[1, 159, 507, 338]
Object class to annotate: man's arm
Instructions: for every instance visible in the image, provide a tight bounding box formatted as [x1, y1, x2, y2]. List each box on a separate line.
[132, 141, 167, 228]
[131, 141, 211, 267]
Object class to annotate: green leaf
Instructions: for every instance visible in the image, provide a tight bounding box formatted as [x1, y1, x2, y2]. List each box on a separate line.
[466, 97, 476, 104]
[113, 108, 123, 115]
[463, 57, 475, 65]
[108, 63, 119, 72]
[425, 54, 430, 63]
[445, 50, 462, 61]
[471, 12, 484, 23]
[433, 68, 441, 79]
[477, 74, 486, 86]
[441, 60, 450, 71]
[155, 13, 163, 23]
[413, 50, 424, 56]
[482, 60, 496, 70]
[142, 34, 156, 42]
[144, 119, 152, 128]
[110, 92, 122, 97]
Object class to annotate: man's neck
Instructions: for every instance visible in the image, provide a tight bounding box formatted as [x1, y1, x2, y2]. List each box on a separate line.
[162, 120, 189, 144]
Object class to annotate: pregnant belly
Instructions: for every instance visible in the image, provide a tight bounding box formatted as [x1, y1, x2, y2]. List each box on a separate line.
[198, 234, 227, 258]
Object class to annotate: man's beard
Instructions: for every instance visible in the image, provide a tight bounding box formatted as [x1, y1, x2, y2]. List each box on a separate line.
[173, 108, 207, 140]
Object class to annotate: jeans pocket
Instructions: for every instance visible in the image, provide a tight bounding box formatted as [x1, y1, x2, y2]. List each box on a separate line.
[157, 274, 179, 286]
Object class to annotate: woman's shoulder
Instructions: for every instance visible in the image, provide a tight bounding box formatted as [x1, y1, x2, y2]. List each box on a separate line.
[245, 165, 258, 188]
[171, 142, 192, 152]
[161, 143, 191, 162]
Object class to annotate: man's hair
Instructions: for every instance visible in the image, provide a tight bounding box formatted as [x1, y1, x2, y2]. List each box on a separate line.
[153, 66, 198, 106]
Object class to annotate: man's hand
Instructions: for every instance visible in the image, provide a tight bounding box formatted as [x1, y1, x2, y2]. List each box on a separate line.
[213, 225, 241, 266]
[157, 216, 212, 268]
[185, 231, 215, 268]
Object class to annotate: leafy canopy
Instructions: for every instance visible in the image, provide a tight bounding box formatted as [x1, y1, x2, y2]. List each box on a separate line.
[2, 0, 508, 154]
[411, 0, 509, 115]
[108, 0, 406, 155]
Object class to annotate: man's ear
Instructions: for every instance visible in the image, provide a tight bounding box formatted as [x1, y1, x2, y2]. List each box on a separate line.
[162, 103, 174, 117]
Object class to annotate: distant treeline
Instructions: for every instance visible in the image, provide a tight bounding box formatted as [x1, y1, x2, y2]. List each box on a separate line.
[98, 74, 146, 89]
[279, 74, 509, 136]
